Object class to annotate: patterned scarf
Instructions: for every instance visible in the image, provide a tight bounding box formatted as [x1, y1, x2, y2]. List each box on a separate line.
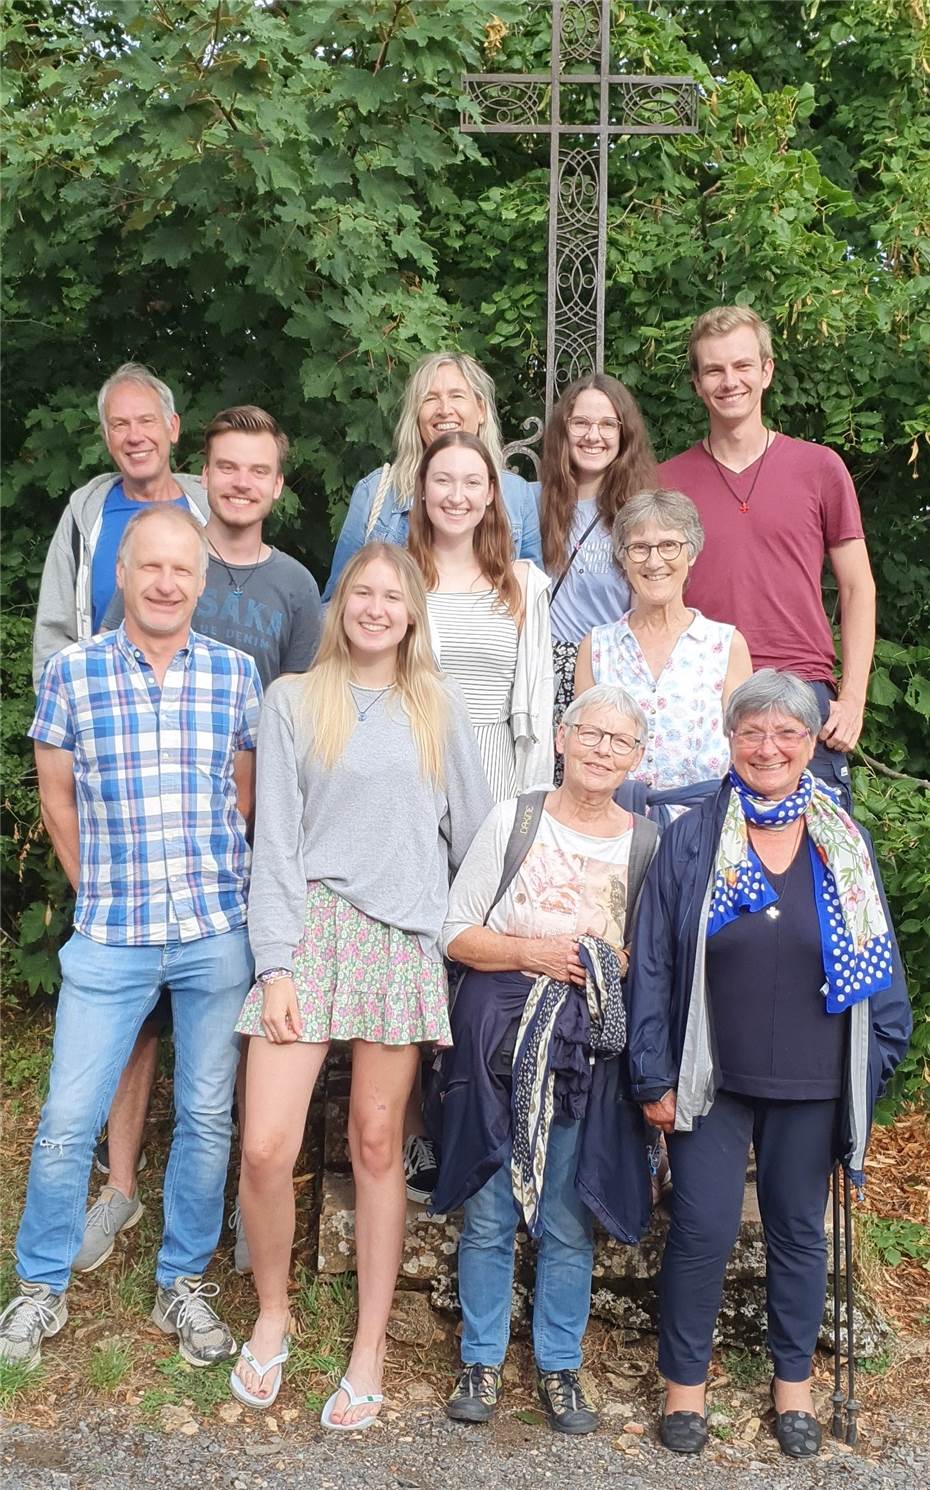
[510, 936, 625, 1239]
[708, 768, 894, 1012]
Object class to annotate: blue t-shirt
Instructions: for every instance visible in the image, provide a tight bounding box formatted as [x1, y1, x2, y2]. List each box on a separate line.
[91, 482, 190, 629]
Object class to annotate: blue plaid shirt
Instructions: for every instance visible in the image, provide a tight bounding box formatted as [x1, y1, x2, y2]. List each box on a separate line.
[30, 624, 262, 946]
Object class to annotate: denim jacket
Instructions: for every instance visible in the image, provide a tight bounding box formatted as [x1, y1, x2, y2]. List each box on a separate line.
[323, 465, 542, 601]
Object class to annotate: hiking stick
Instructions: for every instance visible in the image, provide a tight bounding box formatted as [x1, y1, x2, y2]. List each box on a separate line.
[843, 1168, 859, 1446]
[831, 1162, 845, 1439]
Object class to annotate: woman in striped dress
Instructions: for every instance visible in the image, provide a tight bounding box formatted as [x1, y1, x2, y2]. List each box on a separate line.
[408, 431, 554, 800]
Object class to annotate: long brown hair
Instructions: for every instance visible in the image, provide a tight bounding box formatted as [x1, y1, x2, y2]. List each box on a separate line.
[301, 543, 448, 784]
[539, 373, 656, 573]
[407, 431, 522, 620]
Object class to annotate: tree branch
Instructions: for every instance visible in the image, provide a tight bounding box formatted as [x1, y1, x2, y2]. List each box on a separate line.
[856, 751, 930, 790]
[373, 1, 406, 74]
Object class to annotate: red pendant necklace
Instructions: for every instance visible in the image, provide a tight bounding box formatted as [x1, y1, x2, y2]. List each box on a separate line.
[705, 431, 773, 513]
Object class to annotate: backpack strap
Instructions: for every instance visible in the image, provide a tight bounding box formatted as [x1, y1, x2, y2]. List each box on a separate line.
[622, 812, 660, 944]
[484, 788, 549, 926]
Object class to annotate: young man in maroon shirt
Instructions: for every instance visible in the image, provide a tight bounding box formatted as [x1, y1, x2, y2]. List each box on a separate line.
[658, 305, 875, 808]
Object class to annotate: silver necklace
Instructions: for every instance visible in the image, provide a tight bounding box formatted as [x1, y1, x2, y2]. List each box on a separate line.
[348, 682, 393, 721]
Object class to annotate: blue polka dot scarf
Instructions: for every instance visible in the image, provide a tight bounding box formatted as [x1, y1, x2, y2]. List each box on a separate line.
[708, 768, 894, 1012]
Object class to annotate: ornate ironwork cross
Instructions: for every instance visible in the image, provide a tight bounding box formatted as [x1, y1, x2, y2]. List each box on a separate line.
[462, 0, 698, 419]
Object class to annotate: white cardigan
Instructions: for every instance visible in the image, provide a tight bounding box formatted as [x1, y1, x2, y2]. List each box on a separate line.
[429, 560, 555, 792]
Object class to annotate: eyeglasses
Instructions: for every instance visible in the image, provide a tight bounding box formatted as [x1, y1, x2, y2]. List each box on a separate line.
[567, 416, 622, 437]
[623, 539, 686, 563]
[731, 727, 811, 748]
[567, 724, 642, 757]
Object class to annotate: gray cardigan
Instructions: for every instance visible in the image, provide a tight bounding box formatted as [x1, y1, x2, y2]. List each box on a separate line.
[247, 674, 493, 973]
[32, 471, 208, 687]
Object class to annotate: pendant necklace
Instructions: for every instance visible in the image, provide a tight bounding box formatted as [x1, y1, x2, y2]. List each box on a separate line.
[348, 682, 393, 721]
[705, 430, 773, 514]
[207, 536, 265, 597]
[751, 816, 804, 920]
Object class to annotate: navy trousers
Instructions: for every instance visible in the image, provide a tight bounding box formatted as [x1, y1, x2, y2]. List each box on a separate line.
[659, 1091, 838, 1384]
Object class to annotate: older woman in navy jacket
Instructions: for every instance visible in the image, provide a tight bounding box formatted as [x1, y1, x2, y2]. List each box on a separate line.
[626, 670, 911, 1460]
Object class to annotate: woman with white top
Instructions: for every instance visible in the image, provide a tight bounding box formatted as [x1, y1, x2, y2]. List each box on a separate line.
[574, 487, 752, 795]
[408, 431, 554, 800]
[539, 374, 657, 734]
[230, 544, 490, 1426]
[324, 353, 541, 600]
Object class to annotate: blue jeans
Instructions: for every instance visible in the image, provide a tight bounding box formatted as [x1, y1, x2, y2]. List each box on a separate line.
[458, 1118, 594, 1372]
[16, 928, 252, 1292]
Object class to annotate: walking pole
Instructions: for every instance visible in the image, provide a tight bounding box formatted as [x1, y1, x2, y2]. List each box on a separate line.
[831, 1162, 845, 1439]
[842, 1167, 859, 1447]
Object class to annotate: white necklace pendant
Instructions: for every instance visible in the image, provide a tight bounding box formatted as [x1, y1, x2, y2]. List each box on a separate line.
[765, 905, 781, 920]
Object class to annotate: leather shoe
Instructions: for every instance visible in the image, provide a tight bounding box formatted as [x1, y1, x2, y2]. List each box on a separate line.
[659, 1409, 708, 1454]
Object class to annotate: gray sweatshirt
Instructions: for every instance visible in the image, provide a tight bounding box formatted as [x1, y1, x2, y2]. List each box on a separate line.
[247, 674, 493, 973]
[32, 471, 208, 688]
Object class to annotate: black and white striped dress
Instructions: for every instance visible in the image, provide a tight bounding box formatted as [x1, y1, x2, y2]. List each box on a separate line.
[427, 589, 519, 803]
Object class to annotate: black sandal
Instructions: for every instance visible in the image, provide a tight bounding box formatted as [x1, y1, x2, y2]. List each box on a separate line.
[659, 1410, 708, 1455]
[770, 1381, 822, 1458]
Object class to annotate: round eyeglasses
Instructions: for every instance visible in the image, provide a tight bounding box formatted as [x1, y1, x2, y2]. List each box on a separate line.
[567, 416, 622, 437]
[623, 539, 686, 563]
[567, 724, 642, 757]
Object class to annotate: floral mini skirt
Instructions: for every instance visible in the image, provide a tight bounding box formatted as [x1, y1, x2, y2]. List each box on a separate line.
[235, 881, 451, 1047]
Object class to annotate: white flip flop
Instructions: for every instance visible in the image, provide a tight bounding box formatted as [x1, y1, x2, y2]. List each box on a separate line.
[229, 1336, 290, 1410]
[320, 1374, 384, 1432]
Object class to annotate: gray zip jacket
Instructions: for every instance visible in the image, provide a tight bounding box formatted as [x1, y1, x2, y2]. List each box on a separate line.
[32, 472, 208, 687]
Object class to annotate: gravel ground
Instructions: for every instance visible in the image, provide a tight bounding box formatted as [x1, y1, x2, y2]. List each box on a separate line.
[4, 1404, 929, 1490]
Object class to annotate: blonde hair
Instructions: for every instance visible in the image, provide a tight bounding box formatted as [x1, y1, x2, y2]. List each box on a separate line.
[390, 353, 506, 509]
[688, 305, 774, 375]
[302, 543, 448, 783]
[407, 432, 522, 620]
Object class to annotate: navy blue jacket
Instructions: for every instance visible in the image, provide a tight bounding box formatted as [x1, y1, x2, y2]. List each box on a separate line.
[626, 781, 912, 1171]
[427, 966, 653, 1244]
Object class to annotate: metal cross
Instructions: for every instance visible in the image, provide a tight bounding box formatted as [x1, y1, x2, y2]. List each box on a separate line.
[462, 0, 698, 421]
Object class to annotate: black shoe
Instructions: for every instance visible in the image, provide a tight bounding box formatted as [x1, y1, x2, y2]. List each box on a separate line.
[93, 1138, 147, 1177]
[659, 1410, 708, 1455]
[536, 1368, 599, 1435]
[446, 1364, 502, 1423]
[403, 1135, 438, 1204]
[770, 1382, 822, 1458]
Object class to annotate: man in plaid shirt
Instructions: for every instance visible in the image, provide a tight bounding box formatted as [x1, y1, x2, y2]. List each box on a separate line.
[0, 505, 262, 1372]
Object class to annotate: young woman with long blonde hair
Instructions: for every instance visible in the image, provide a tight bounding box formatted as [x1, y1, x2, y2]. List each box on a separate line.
[408, 431, 554, 801]
[230, 544, 490, 1426]
[323, 353, 541, 599]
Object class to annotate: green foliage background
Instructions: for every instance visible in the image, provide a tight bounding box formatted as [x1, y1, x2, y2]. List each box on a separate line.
[2, 1, 928, 1104]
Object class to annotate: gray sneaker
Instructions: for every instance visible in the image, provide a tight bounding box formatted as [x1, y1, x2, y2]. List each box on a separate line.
[74, 1185, 144, 1273]
[0, 1283, 68, 1370]
[151, 1276, 236, 1368]
[228, 1201, 252, 1276]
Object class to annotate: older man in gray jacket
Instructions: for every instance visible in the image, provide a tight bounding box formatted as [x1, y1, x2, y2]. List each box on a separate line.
[32, 362, 208, 687]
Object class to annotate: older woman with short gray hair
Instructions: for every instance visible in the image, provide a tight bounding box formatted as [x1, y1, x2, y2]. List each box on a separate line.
[626, 670, 911, 1459]
[574, 487, 752, 794]
[431, 685, 658, 1435]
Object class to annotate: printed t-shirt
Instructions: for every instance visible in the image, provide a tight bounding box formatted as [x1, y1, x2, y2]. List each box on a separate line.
[444, 803, 633, 978]
[193, 550, 322, 689]
[657, 435, 864, 680]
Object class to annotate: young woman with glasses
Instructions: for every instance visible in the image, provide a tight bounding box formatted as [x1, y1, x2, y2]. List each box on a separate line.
[538, 374, 657, 756]
[574, 487, 752, 796]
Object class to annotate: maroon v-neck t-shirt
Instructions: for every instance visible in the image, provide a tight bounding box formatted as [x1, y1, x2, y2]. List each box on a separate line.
[658, 434, 864, 681]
